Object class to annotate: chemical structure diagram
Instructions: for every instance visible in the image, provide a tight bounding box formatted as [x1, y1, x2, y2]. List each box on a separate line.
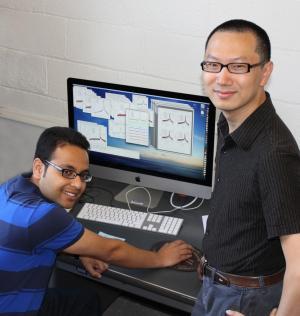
[157, 106, 193, 155]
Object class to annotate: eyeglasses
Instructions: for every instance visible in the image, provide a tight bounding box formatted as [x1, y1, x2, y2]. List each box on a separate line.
[201, 61, 264, 74]
[43, 160, 92, 183]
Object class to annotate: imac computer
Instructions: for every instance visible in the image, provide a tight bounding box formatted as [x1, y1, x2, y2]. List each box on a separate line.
[67, 78, 216, 208]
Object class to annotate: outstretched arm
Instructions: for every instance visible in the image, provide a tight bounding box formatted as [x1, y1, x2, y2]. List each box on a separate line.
[64, 228, 192, 269]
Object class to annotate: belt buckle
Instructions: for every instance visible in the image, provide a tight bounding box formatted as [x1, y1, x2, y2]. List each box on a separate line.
[197, 256, 207, 280]
[214, 271, 230, 287]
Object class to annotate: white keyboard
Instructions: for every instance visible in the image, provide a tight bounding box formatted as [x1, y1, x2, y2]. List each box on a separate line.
[77, 203, 184, 236]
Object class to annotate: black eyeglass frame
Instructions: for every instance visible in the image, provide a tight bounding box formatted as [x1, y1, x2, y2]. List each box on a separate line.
[43, 160, 92, 183]
[200, 61, 264, 74]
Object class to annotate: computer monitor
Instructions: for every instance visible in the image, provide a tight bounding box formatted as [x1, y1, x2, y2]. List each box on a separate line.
[68, 78, 216, 208]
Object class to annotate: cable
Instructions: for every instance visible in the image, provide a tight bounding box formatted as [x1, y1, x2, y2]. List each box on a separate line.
[176, 197, 205, 210]
[125, 186, 205, 215]
[125, 186, 152, 213]
[169, 192, 198, 209]
[81, 183, 204, 215]
[150, 195, 204, 214]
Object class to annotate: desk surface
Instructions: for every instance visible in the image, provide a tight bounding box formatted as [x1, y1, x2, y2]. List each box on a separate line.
[56, 178, 209, 313]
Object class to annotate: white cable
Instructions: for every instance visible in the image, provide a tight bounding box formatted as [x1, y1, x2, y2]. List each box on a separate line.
[150, 193, 205, 214]
[179, 197, 205, 210]
[125, 186, 204, 215]
[169, 192, 198, 209]
[125, 186, 152, 213]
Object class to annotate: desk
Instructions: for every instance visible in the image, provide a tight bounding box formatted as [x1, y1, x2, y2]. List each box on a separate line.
[56, 178, 209, 313]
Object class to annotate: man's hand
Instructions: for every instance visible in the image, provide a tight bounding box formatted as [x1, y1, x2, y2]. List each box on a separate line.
[80, 256, 109, 278]
[225, 308, 277, 316]
[156, 240, 193, 267]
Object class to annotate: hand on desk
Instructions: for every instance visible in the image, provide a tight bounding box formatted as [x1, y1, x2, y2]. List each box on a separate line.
[80, 256, 109, 278]
[226, 308, 277, 316]
[156, 240, 193, 267]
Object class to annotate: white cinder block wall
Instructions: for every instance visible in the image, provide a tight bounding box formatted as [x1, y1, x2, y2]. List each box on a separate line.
[0, 0, 299, 182]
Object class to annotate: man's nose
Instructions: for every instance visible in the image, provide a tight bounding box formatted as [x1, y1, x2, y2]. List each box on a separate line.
[216, 67, 233, 85]
[71, 174, 83, 188]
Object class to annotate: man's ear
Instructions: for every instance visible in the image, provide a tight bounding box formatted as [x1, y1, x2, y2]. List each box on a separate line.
[32, 158, 45, 181]
[260, 61, 273, 87]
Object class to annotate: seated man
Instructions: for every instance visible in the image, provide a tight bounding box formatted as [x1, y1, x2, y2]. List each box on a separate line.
[0, 126, 192, 316]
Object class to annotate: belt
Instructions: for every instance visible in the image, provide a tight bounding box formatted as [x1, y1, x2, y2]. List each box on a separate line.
[199, 257, 284, 288]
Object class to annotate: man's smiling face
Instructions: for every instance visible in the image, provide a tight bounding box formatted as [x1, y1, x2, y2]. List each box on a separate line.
[32, 144, 89, 209]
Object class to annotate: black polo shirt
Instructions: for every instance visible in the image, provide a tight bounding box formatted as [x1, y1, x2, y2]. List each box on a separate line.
[203, 93, 300, 276]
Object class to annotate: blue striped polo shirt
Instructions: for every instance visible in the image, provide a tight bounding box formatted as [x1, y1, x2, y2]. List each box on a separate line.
[0, 174, 84, 315]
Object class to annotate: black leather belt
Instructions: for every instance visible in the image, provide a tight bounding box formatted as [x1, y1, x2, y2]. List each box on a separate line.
[199, 257, 284, 288]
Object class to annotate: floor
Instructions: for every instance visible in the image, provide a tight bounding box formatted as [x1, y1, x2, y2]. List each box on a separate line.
[50, 268, 191, 316]
[103, 293, 190, 316]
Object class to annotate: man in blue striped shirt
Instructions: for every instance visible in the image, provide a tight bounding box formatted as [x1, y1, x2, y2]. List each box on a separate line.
[0, 126, 192, 316]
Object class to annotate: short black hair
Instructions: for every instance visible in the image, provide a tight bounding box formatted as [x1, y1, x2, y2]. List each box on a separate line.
[205, 19, 271, 63]
[34, 126, 90, 161]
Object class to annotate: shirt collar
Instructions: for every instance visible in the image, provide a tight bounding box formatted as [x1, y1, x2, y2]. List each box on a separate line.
[217, 92, 276, 150]
[20, 172, 41, 193]
[5, 173, 55, 206]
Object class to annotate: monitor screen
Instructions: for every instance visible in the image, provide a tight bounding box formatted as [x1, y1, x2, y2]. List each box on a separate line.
[68, 78, 216, 206]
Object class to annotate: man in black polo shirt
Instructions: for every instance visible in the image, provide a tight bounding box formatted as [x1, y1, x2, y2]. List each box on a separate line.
[192, 19, 300, 316]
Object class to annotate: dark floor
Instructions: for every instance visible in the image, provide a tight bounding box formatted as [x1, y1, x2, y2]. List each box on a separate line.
[103, 293, 190, 316]
[50, 268, 191, 316]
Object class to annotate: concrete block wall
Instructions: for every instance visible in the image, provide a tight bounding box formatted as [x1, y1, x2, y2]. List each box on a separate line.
[0, 0, 299, 182]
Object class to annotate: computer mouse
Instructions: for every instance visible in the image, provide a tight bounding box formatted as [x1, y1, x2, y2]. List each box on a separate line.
[151, 240, 202, 272]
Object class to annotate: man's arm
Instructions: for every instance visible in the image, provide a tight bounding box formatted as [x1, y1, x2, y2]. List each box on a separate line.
[224, 234, 300, 316]
[64, 228, 192, 268]
[274, 233, 300, 316]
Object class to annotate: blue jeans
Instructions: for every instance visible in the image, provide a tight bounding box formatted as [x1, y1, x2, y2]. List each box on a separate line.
[192, 272, 282, 316]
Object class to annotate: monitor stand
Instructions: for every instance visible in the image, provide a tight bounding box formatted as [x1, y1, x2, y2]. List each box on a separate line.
[114, 185, 163, 209]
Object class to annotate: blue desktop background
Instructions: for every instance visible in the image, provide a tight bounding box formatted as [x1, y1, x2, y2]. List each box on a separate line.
[73, 85, 211, 183]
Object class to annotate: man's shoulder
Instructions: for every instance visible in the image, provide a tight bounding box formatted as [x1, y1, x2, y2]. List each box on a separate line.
[0, 174, 67, 225]
[250, 94, 298, 152]
[263, 113, 299, 153]
[3, 174, 44, 206]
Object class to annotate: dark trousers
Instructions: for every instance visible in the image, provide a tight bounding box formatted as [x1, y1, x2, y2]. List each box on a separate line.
[38, 288, 102, 316]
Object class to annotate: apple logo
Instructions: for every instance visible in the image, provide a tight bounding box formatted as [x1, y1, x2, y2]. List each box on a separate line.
[135, 176, 141, 182]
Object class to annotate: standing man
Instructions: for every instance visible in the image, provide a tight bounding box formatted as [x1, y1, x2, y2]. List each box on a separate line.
[0, 126, 192, 316]
[192, 19, 300, 316]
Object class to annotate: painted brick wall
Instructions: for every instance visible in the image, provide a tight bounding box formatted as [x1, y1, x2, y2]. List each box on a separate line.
[0, 0, 299, 181]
